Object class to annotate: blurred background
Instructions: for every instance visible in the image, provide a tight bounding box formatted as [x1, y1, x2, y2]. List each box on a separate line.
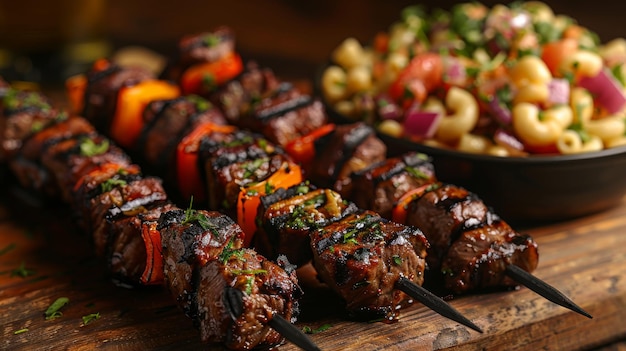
[0, 0, 624, 88]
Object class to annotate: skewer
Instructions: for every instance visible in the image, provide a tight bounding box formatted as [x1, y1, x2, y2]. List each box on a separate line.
[224, 287, 322, 351]
[395, 277, 483, 333]
[505, 264, 593, 318]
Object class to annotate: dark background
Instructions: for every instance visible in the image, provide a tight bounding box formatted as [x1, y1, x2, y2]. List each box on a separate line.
[0, 0, 624, 85]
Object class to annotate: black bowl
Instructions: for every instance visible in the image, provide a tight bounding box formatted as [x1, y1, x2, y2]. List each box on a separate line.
[379, 134, 626, 224]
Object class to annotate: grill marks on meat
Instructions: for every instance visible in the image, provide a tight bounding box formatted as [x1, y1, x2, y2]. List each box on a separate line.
[136, 96, 226, 183]
[254, 183, 359, 267]
[310, 210, 428, 321]
[350, 152, 436, 219]
[158, 209, 303, 348]
[198, 130, 288, 213]
[308, 122, 387, 198]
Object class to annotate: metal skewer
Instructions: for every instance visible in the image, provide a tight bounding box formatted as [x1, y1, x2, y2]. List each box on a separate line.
[395, 276, 483, 333]
[505, 264, 593, 319]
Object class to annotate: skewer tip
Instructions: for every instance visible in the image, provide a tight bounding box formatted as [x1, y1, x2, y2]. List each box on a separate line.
[268, 314, 322, 351]
[396, 277, 483, 333]
[505, 264, 593, 319]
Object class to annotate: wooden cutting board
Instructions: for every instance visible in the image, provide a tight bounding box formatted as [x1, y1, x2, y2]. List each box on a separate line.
[1, 174, 625, 351]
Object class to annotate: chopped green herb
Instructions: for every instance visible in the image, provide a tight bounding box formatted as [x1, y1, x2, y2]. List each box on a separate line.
[392, 255, 403, 266]
[202, 73, 216, 91]
[242, 158, 266, 179]
[218, 238, 244, 264]
[13, 328, 28, 335]
[80, 138, 109, 157]
[264, 181, 274, 195]
[0, 243, 16, 256]
[302, 324, 332, 334]
[11, 261, 35, 278]
[82, 313, 100, 325]
[404, 166, 429, 179]
[45, 297, 69, 320]
[182, 197, 215, 233]
[100, 178, 127, 193]
[232, 269, 267, 275]
[203, 34, 221, 47]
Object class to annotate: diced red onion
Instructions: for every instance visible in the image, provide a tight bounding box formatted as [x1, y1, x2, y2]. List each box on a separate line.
[547, 78, 570, 105]
[488, 96, 512, 125]
[375, 93, 403, 121]
[442, 56, 466, 86]
[403, 104, 442, 138]
[578, 68, 626, 114]
[493, 128, 525, 151]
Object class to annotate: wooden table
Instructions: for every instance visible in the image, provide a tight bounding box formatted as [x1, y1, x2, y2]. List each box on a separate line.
[1, 166, 625, 351]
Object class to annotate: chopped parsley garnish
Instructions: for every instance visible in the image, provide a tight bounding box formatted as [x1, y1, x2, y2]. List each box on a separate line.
[11, 261, 35, 278]
[13, 328, 28, 335]
[187, 94, 212, 112]
[342, 229, 359, 245]
[242, 158, 266, 179]
[404, 166, 429, 179]
[218, 238, 244, 264]
[182, 197, 215, 232]
[232, 269, 267, 275]
[44, 297, 69, 320]
[100, 178, 127, 193]
[82, 313, 100, 325]
[79, 138, 109, 157]
[264, 181, 274, 195]
[203, 34, 221, 47]
[202, 73, 217, 91]
[302, 324, 332, 334]
[392, 255, 403, 266]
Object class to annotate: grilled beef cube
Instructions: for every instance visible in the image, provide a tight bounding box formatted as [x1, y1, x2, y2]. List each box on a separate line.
[72, 163, 142, 232]
[309, 122, 387, 197]
[161, 26, 236, 84]
[442, 218, 539, 294]
[199, 130, 286, 211]
[255, 184, 359, 266]
[405, 183, 490, 270]
[158, 208, 246, 320]
[196, 248, 302, 349]
[40, 134, 133, 204]
[136, 96, 226, 183]
[9, 117, 95, 196]
[89, 176, 168, 257]
[235, 83, 328, 146]
[0, 88, 63, 162]
[310, 210, 428, 321]
[107, 202, 175, 286]
[211, 61, 281, 124]
[350, 152, 437, 218]
[82, 62, 154, 132]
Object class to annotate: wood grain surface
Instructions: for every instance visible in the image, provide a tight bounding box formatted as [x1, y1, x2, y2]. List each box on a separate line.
[1, 167, 625, 351]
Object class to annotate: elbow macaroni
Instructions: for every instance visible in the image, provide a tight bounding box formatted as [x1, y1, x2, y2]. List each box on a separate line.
[435, 87, 479, 142]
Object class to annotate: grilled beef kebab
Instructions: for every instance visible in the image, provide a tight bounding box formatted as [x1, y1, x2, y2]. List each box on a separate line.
[0, 82, 317, 351]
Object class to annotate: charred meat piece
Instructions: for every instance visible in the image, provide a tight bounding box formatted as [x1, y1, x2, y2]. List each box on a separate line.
[310, 210, 428, 321]
[40, 134, 133, 204]
[199, 130, 288, 212]
[211, 61, 282, 124]
[0, 88, 63, 162]
[195, 248, 302, 349]
[81, 62, 154, 132]
[136, 95, 226, 182]
[9, 117, 96, 197]
[442, 217, 539, 294]
[404, 183, 490, 270]
[350, 152, 437, 219]
[237, 85, 328, 147]
[107, 202, 175, 286]
[254, 183, 359, 266]
[158, 208, 246, 320]
[88, 176, 168, 258]
[161, 26, 236, 84]
[309, 122, 387, 198]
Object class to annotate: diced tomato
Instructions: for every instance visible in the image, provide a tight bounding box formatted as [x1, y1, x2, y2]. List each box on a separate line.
[180, 52, 244, 95]
[541, 38, 579, 77]
[388, 53, 444, 104]
[373, 32, 390, 53]
[176, 122, 237, 203]
[111, 80, 180, 149]
[140, 221, 164, 285]
[391, 184, 431, 224]
[237, 162, 303, 246]
[284, 123, 335, 167]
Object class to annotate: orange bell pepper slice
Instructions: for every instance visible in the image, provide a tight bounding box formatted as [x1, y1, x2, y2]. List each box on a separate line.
[391, 184, 432, 224]
[111, 79, 181, 149]
[180, 51, 244, 95]
[65, 74, 87, 116]
[237, 161, 303, 246]
[140, 221, 164, 285]
[284, 123, 336, 166]
[176, 122, 237, 203]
